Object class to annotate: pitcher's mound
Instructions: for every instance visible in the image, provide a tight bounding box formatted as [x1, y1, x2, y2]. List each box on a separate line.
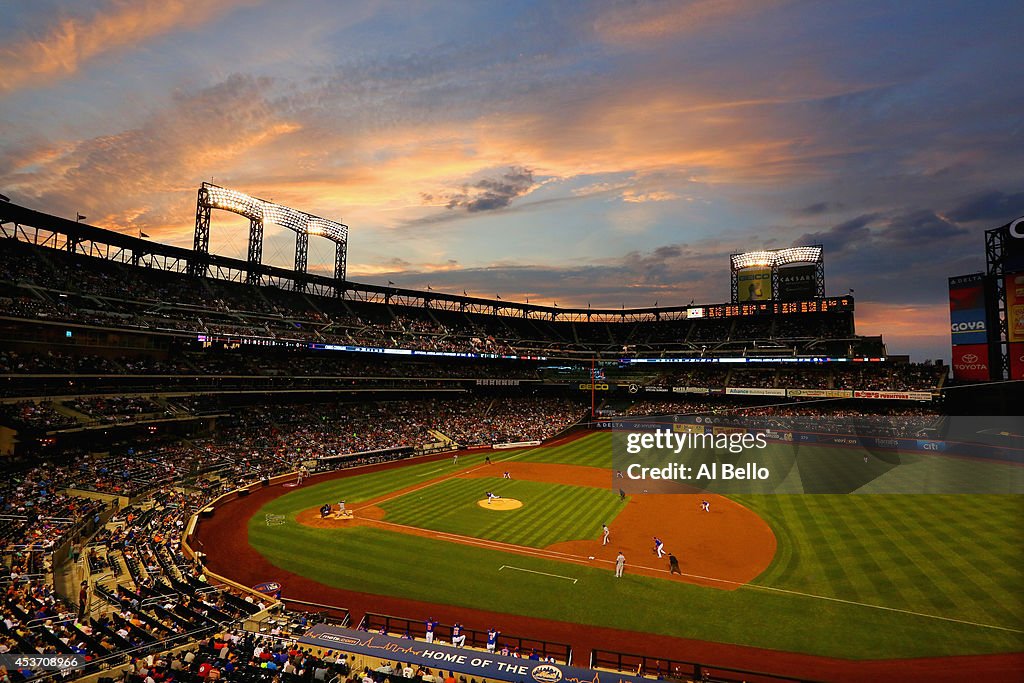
[478, 498, 523, 510]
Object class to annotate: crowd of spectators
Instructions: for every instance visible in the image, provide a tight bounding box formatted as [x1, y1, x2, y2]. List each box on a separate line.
[0, 463, 105, 552]
[67, 398, 168, 423]
[0, 401, 79, 431]
[1, 238, 876, 361]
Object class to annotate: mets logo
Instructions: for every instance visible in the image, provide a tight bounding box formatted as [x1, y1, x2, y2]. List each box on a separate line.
[530, 665, 562, 683]
[253, 581, 282, 594]
[1010, 216, 1024, 239]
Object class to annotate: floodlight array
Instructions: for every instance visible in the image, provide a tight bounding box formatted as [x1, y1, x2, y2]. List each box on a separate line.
[731, 245, 822, 270]
[201, 182, 347, 244]
[204, 185, 263, 221]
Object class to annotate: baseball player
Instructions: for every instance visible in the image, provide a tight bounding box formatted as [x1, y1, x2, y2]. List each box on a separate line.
[424, 618, 437, 643]
[653, 536, 665, 558]
[503, 471, 511, 479]
[338, 500, 347, 517]
[700, 499, 710, 512]
[485, 628, 500, 653]
[668, 552, 681, 575]
[451, 622, 466, 647]
[453, 453, 459, 465]
[486, 491, 501, 504]
[601, 524, 610, 546]
[615, 551, 626, 578]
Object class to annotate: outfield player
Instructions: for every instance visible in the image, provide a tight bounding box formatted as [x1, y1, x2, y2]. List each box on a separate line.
[451, 622, 466, 647]
[601, 524, 610, 545]
[453, 453, 459, 465]
[485, 628, 500, 653]
[653, 536, 665, 558]
[424, 618, 437, 643]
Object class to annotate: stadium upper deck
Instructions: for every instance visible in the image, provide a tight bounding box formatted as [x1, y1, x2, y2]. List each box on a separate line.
[1, 202, 877, 360]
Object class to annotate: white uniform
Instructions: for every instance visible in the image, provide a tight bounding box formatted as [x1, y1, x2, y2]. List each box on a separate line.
[601, 525, 610, 545]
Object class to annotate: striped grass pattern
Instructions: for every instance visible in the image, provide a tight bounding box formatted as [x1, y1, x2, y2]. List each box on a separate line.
[377, 477, 626, 548]
[246, 433, 1024, 658]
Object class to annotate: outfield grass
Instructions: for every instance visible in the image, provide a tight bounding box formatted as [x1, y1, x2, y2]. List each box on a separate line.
[247, 434, 1024, 658]
[377, 477, 626, 548]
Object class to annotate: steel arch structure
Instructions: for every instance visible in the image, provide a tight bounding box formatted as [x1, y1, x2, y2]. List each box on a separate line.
[190, 182, 348, 290]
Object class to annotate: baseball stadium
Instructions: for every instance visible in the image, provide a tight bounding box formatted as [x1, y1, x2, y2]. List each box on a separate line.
[2, 4, 1023, 683]
[0, 196, 1021, 683]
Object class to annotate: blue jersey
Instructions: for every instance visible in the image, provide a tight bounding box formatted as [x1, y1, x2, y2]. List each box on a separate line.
[487, 630, 498, 645]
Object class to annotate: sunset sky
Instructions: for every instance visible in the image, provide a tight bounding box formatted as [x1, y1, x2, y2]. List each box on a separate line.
[2, 0, 1023, 361]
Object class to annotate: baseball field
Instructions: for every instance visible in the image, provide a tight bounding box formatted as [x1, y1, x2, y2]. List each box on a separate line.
[196, 431, 1024, 668]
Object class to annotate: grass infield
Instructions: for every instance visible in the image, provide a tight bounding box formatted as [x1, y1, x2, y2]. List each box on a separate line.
[248, 434, 1024, 659]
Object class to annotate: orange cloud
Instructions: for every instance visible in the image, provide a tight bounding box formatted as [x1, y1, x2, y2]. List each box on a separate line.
[0, 0, 260, 93]
[593, 0, 789, 45]
[853, 301, 951, 358]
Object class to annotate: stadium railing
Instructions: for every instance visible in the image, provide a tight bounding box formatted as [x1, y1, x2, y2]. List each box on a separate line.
[280, 598, 351, 627]
[361, 612, 572, 664]
[590, 649, 822, 683]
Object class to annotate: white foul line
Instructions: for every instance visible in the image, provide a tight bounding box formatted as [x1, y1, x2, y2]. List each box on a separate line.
[500, 565, 578, 584]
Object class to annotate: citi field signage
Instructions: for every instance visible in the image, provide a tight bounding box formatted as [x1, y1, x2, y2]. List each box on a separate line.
[298, 625, 648, 683]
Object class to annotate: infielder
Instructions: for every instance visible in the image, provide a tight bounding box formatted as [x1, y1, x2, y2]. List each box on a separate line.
[601, 524, 610, 545]
[615, 551, 626, 578]
[700, 499, 710, 512]
[653, 536, 665, 558]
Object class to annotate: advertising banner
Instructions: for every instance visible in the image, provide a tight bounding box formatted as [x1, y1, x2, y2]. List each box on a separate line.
[299, 625, 646, 683]
[1006, 272, 1024, 343]
[777, 265, 817, 301]
[672, 386, 710, 394]
[852, 390, 934, 401]
[725, 387, 787, 396]
[952, 344, 991, 382]
[1009, 342, 1024, 381]
[948, 273, 988, 346]
[786, 389, 854, 398]
[737, 268, 772, 301]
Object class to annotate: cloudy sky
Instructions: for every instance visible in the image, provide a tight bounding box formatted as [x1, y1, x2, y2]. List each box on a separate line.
[2, 0, 1023, 361]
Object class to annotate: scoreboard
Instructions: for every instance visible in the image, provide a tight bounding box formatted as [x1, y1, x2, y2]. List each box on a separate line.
[696, 296, 852, 319]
